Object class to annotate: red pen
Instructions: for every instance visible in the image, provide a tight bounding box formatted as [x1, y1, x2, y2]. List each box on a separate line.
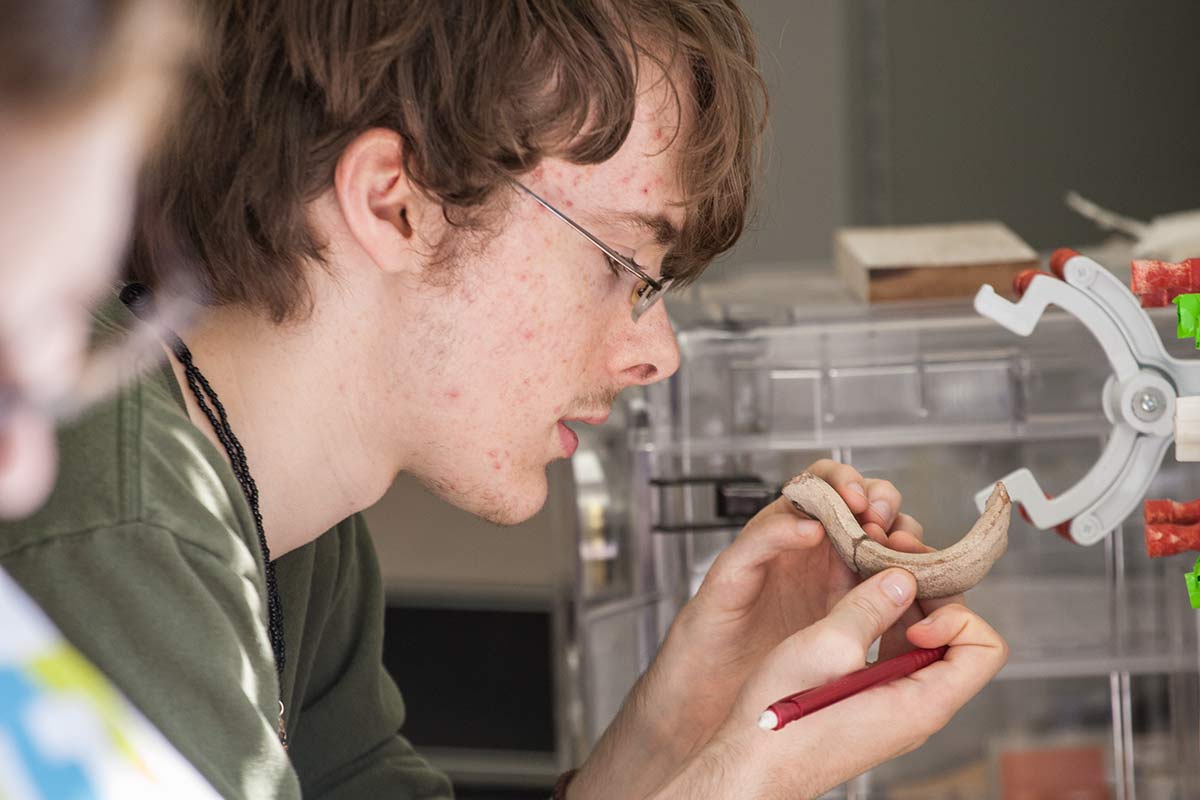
[758, 645, 949, 731]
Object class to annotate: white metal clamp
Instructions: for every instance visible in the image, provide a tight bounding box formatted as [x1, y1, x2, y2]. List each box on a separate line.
[971, 250, 1200, 545]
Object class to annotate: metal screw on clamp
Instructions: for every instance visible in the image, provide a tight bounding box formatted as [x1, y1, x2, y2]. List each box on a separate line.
[1065, 260, 1097, 288]
[1132, 387, 1167, 422]
[1071, 514, 1102, 544]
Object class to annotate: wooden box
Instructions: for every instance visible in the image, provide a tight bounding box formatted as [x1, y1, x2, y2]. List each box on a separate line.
[835, 221, 1038, 303]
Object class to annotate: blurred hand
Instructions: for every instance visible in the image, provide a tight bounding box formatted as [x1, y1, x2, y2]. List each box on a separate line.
[0, 405, 56, 518]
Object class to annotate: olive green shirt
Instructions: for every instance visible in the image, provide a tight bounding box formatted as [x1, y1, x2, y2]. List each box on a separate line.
[0, 301, 453, 799]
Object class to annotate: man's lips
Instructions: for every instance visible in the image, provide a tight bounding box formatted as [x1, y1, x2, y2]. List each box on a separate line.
[557, 421, 579, 456]
[557, 414, 609, 457]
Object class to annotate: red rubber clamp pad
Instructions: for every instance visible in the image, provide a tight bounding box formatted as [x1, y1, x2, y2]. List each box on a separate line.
[1012, 269, 1045, 298]
[1049, 248, 1080, 279]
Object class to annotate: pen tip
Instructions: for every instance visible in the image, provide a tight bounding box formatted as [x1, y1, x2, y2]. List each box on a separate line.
[757, 710, 778, 731]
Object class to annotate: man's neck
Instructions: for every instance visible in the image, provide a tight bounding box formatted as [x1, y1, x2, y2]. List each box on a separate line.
[165, 302, 396, 557]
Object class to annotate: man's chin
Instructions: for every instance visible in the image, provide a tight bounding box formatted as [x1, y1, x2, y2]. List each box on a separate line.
[476, 502, 539, 527]
[422, 468, 550, 527]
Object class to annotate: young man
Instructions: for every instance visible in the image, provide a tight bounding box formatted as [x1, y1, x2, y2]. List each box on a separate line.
[5, 2, 1008, 798]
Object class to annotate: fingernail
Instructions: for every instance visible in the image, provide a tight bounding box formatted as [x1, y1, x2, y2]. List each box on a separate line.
[880, 571, 913, 605]
[870, 499, 893, 525]
[847, 482, 866, 498]
[915, 616, 935, 626]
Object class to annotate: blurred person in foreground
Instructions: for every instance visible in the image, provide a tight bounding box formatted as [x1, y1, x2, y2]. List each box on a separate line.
[4, 1, 1008, 798]
[0, 0, 181, 516]
[0, 2, 218, 797]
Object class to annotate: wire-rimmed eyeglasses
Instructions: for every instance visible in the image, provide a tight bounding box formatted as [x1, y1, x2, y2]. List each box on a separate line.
[512, 181, 674, 322]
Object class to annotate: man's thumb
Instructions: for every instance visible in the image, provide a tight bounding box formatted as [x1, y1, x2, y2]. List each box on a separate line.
[819, 568, 916, 648]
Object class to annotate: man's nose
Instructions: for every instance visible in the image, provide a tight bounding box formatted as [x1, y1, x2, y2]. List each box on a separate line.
[612, 301, 681, 388]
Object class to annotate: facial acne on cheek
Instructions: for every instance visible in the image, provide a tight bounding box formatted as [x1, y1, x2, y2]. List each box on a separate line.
[638, 174, 665, 197]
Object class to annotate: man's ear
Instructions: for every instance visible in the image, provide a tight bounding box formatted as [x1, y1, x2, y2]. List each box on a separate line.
[333, 128, 436, 275]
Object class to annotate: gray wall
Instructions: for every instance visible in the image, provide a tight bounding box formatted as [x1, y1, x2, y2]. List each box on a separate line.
[717, 0, 853, 271]
[719, 0, 1200, 275]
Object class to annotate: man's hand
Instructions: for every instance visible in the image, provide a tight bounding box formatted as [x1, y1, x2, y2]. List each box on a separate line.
[652, 569, 1007, 799]
[570, 460, 940, 799]
[656, 461, 932, 754]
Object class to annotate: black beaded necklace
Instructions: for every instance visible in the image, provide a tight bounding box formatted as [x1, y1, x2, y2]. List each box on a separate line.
[120, 282, 288, 748]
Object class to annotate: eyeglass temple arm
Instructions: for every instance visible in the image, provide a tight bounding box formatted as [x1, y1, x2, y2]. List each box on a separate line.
[511, 181, 663, 292]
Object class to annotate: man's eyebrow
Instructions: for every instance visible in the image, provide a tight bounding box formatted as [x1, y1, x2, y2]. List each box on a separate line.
[591, 208, 681, 247]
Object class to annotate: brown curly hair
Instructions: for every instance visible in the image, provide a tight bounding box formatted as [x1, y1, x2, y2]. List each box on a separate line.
[131, 0, 767, 322]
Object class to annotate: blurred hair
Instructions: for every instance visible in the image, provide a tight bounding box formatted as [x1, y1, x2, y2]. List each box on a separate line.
[0, 0, 190, 121]
[130, 0, 768, 322]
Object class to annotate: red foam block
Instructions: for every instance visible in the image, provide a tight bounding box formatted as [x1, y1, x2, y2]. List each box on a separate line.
[1144, 498, 1200, 525]
[1131, 258, 1200, 293]
[1145, 523, 1200, 558]
[1143, 497, 1200, 557]
[1138, 289, 1172, 308]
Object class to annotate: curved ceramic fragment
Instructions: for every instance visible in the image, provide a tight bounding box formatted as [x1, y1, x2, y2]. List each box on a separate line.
[781, 472, 1010, 599]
